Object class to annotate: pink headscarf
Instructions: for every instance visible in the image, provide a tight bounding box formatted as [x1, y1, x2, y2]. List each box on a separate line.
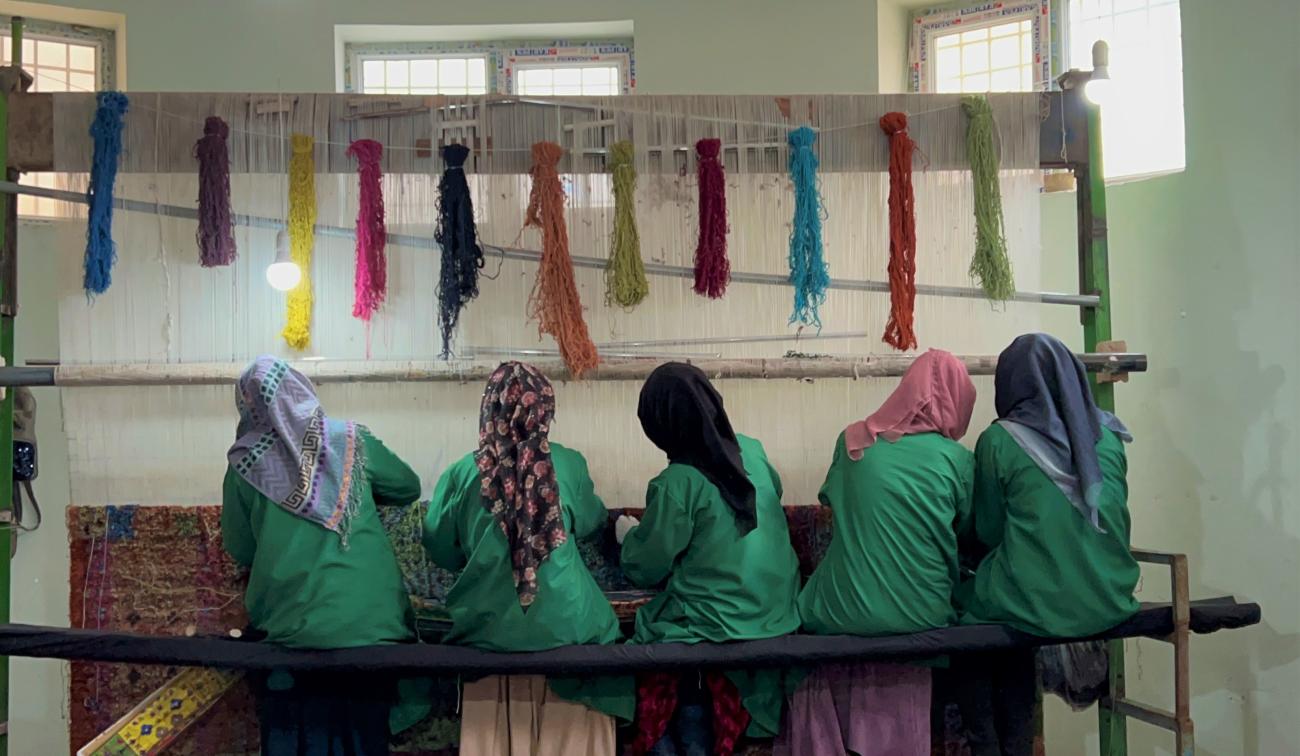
[843, 349, 977, 460]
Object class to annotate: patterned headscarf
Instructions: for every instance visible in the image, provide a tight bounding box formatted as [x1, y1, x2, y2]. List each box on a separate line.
[227, 355, 365, 543]
[476, 361, 565, 608]
[843, 349, 977, 460]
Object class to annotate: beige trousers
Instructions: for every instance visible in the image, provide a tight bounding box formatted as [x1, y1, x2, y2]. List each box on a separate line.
[458, 675, 616, 756]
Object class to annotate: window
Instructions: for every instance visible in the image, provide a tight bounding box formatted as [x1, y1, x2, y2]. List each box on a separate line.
[343, 40, 633, 96]
[515, 63, 622, 96]
[357, 55, 489, 95]
[0, 19, 114, 218]
[909, 1, 1050, 93]
[1068, 0, 1184, 179]
[933, 19, 1035, 93]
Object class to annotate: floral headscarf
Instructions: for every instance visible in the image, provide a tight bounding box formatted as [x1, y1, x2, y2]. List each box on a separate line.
[476, 361, 565, 607]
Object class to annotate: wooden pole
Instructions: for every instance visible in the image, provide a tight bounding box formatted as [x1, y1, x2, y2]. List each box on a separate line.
[0, 353, 1148, 388]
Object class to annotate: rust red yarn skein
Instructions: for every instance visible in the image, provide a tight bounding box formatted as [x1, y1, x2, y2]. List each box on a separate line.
[879, 111, 918, 351]
[524, 141, 601, 377]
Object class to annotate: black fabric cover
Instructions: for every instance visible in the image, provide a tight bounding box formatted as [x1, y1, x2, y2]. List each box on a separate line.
[0, 599, 1258, 675]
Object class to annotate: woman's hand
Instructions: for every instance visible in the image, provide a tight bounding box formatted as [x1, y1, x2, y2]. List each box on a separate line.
[615, 515, 640, 545]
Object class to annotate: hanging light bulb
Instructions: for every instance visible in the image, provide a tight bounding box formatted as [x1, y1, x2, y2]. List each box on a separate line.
[265, 229, 301, 291]
[1084, 40, 1112, 107]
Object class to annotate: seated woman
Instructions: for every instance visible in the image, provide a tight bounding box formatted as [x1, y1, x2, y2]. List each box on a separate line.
[222, 355, 425, 756]
[423, 361, 628, 756]
[619, 362, 801, 755]
[952, 333, 1138, 755]
[782, 349, 975, 756]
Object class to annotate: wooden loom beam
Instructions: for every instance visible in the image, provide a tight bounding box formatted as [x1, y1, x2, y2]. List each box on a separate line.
[0, 353, 1147, 388]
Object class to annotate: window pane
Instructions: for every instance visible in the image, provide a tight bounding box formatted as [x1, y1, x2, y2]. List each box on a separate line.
[962, 41, 989, 73]
[39, 68, 68, 90]
[554, 68, 581, 88]
[936, 47, 961, 81]
[582, 67, 610, 87]
[936, 32, 960, 49]
[21, 39, 32, 64]
[0, 37, 9, 63]
[385, 60, 409, 88]
[468, 58, 487, 89]
[410, 59, 437, 88]
[1113, 0, 1148, 12]
[439, 57, 467, 88]
[990, 35, 1020, 68]
[961, 73, 990, 92]
[990, 67, 1021, 91]
[960, 27, 989, 43]
[36, 40, 66, 68]
[362, 60, 385, 89]
[70, 71, 95, 92]
[69, 44, 95, 71]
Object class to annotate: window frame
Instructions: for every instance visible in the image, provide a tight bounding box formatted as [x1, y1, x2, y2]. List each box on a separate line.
[928, 17, 1037, 94]
[354, 51, 491, 96]
[909, 1, 1052, 93]
[511, 59, 625, 97]
[343, 39, 634, 96]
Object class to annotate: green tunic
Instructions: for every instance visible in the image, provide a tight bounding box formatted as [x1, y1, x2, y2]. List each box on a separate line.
[957, 423, 1140, 637]
[222, 430, 431, 734]
[221, 429, 420, 649]
[799, 431, 974, 636]
[423, 443, 633, 721]
[621, 434, 801, 737]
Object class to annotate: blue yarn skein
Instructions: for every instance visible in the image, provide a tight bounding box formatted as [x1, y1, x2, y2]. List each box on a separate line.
[787, 126, 829, 328]
[84, 91, 129, 296]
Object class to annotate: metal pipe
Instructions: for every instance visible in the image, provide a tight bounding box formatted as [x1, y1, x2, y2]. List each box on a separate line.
[0, 180, 1102, 309]
[461, 346, 721, 360]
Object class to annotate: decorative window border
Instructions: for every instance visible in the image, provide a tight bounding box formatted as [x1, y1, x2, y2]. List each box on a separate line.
[908, 1, 1053, 93]
[343, 39, 634, 95]
[0, 13, 116, 90]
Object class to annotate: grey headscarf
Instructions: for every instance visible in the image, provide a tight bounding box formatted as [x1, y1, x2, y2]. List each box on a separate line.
[994, 334, 1131, 531]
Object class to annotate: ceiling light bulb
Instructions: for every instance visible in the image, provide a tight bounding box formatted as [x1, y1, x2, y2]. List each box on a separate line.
[266, 230, 301, 292]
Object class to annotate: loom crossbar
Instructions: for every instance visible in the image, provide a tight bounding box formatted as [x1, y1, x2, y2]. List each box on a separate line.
[0, 353, 1147, 387]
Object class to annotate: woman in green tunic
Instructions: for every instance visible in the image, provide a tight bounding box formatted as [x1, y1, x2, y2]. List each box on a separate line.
[221, 355, 424, 756]
[952, 333, 1138, 756]
[423, 361, 627, 756]
[782, 349, 976, 756]
[619, 362, 801, 754]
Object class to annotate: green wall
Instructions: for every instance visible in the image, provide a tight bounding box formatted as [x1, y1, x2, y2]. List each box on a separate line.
[1040, 1, 1299, 753]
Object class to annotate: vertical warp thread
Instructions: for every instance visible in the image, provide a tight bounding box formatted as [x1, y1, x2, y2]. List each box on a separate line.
[605, 140, 649, 308]
[693, 138, 730, 298]
[84, 92, 128, 296]
[347, 139, 387, 321]
[524, 141, 600, 378]
[194, 116, 236, 267]
[787, 126, 830, 328]
[435, 144, 484, 358]
[879, 112, 918, 351]
[962, 95, 1015, 301]
[282, 134, 316, 350]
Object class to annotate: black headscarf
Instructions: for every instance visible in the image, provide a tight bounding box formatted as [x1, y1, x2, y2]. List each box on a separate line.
[637, 362, 757, 534]
[994, 333, 1131, 529]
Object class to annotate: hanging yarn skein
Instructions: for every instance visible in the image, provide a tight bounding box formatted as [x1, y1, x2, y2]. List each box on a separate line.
[194, 116, 236, 267]
[347, 138, 387, 321]
[693, 138, 730, 299]
[879, 112, 918, 351]
[84, 91, 128, 296]
[435, 144, 485, 358]
[606, 140, 649, 308]
[787, 126, 830, 328]
[524, 141, 600, 377]
[962, 95, 1015, 302]
[282, 134, 317, 350]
